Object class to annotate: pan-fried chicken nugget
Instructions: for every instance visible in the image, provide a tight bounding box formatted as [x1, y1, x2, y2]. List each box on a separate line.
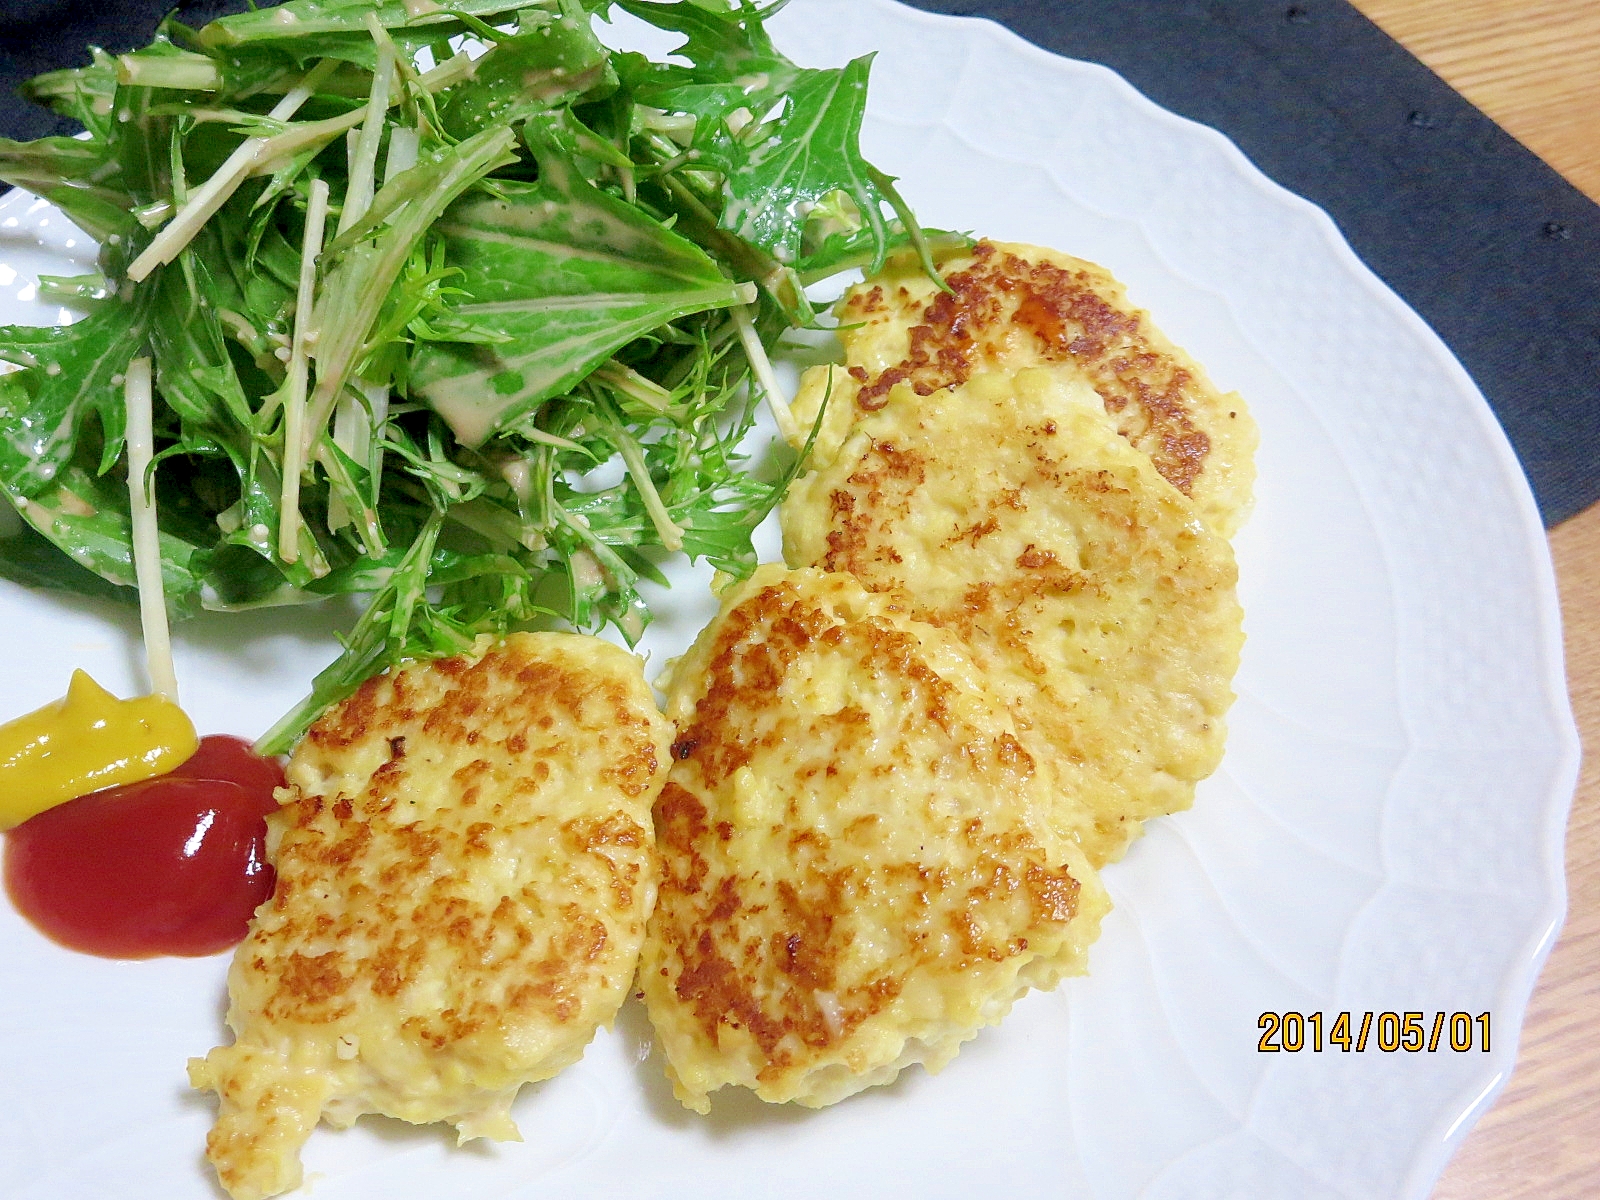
[783, 369, 1243, 865]
[189, 632, 671, 1200]
[790, 239, 1255, 538]
[642, 566, 1109, 1113]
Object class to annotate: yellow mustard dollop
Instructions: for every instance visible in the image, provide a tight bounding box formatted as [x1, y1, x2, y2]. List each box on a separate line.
[0, 669, 197, 830]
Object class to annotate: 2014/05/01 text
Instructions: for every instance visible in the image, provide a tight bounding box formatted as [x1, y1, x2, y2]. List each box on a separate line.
[1257, 1011, 1491, 1053]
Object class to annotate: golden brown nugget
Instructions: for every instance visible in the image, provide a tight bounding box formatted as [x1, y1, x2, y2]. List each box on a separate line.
[189, 632, 671, 1200]
[642, 565, 1109, 1113]
[790, 238, 1256, 538]
[783, 370, 1243, 865]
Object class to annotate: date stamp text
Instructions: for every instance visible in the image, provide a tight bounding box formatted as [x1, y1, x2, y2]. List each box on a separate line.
[1257, 1011, 1491, 1053]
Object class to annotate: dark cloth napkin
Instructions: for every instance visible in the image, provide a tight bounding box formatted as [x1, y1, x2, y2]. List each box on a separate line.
[3, 0, 1595, 524]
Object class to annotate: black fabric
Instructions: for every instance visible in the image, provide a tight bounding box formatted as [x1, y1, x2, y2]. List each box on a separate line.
[2, 0, 1596, 523]
[0, 2, 248, 140]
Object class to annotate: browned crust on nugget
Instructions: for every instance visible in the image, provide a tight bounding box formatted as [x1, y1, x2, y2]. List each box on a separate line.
[643, 568, 1107, 1112]
[842, 241, 1214, 494]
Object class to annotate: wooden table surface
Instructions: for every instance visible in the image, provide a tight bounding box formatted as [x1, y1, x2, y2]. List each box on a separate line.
[1351, 3, 1600, 1196]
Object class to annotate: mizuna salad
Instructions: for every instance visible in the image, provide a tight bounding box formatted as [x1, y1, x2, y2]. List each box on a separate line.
[0, 0, 938, 749]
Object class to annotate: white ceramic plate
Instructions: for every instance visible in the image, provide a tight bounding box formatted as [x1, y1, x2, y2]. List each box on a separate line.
[0, 2, 1580, 1198]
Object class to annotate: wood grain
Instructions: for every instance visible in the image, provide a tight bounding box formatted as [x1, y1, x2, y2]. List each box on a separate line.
[1352, 3, 1600, 1197]
[1356, 0, 1600, 201]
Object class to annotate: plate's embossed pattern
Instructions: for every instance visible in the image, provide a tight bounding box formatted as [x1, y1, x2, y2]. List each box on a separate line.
[0, 2, 1578, 1197]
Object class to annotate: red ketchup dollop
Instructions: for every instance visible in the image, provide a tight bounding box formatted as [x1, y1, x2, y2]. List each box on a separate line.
[3, 735, 286, 958]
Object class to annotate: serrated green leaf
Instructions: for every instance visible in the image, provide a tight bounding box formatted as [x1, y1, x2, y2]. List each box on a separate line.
[409, 136, 746, 445]
[0, 460, 211, 619]
[438, 6, 617, 140]
[0, 300, 149, 498]
[617, 1, 901, 273]
[0, 136, 138, 244]
[19, 48, 120, 140]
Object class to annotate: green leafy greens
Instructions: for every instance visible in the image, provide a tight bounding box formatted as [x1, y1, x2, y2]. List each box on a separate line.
[0, 0, 937, 751]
